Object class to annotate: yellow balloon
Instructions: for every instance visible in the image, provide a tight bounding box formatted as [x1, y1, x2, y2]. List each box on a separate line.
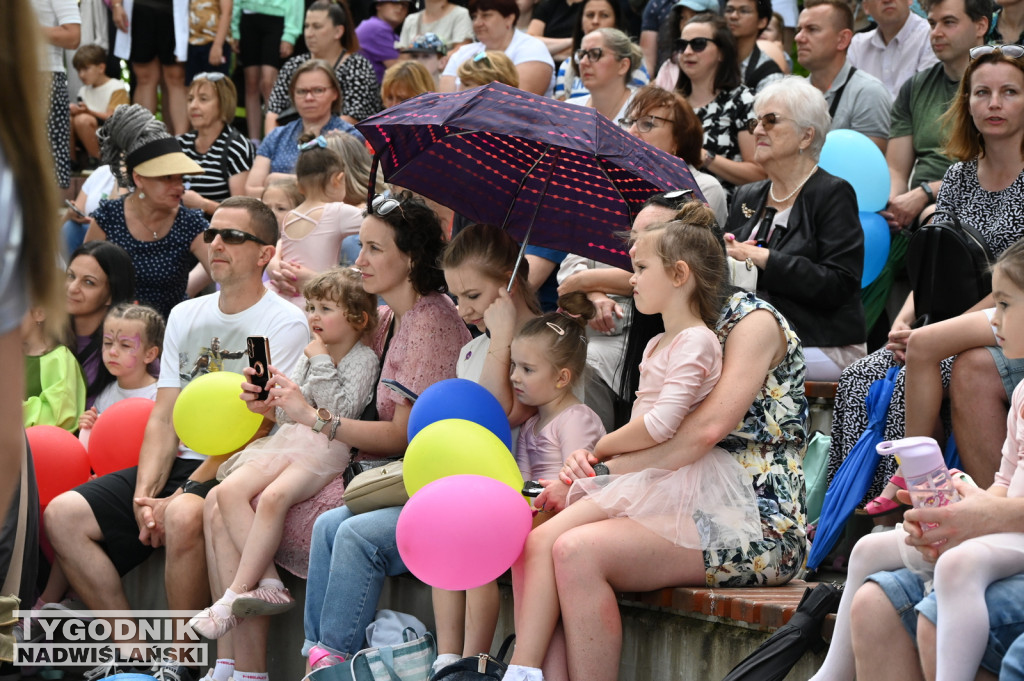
[404, 419, 523, 497]
[173, 371, 262, 456]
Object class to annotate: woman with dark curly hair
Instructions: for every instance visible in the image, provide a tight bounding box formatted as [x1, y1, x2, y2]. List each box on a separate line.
[295, 191, 471, 668]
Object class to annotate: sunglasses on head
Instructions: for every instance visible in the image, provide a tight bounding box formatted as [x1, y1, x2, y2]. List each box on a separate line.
[203, 228, 270, 246]
[969, 44, 1024, 60]
[370, 193, 402, 217]
[674, 37, 718, 53]
[298, 135, 328, 151]
[746, 112, 790, 134]
[575, 47, 605, 63]
[193, 72, 228, 82]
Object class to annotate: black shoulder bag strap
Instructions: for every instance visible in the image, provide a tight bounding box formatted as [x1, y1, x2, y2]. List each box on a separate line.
[828, 66, 858, 119]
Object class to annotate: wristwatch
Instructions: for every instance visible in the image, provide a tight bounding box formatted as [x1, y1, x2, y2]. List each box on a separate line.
[592, 462, 610, 477]
[312, 407, 333, 434]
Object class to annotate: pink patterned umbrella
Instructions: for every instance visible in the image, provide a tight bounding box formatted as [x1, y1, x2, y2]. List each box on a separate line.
[356, 82, 703, 269]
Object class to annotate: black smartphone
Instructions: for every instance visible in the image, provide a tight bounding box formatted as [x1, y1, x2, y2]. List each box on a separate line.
[246, 336, 272, 401]
[65, 199, 87, 218]
[522, 481, 544, 497]
[382, 378, 419, 403]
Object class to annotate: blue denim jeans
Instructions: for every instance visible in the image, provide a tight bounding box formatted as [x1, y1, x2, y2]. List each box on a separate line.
[1003, 635, 1024, 680]
[869, 568, 1024, 674]
[302, 505, 407, 658]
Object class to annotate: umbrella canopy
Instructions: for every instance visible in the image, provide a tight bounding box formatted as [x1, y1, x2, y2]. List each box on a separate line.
[721, 582, 842, 681]
[356, 82, 703, 270]
[805, 366, 901, 571]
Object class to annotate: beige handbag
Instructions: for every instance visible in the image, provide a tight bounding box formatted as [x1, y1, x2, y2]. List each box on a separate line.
[343, 460, 409, 514]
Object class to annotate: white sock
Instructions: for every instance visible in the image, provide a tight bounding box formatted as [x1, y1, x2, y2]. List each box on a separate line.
[431, 653, 461, 674]
[236, 672, 268, 681]
[809, 530, 906, 681]
[257, 578, 285, 591]
[504, 664, 544, 681]
[210, 588, 239, 620]
[213, 659, 235, 681]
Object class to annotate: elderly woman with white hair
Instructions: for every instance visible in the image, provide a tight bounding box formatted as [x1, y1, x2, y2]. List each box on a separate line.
[565, 28, 642, 125]
[723, 76, 865, 381]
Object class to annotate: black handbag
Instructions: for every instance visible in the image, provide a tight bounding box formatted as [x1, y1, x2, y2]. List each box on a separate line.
[428, 635, 515, 681]
[906, 215, 994, 327]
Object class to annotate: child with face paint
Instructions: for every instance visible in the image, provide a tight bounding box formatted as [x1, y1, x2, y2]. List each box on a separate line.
[77, 303, 165, 436]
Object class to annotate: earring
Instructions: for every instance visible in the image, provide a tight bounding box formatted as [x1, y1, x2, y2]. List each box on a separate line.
[138, 191, 146, 200]
[798, 148, 803, 155]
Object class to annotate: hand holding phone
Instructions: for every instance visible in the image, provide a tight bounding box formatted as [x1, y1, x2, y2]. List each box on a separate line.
[382, 378, 419, 403]
[65, 199, 87, 218]
[247, 336, 273, 401]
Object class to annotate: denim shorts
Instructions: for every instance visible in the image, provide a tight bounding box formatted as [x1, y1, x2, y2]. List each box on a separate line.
[868, 568, 1024, 673]
[985, 345, 1024, 400]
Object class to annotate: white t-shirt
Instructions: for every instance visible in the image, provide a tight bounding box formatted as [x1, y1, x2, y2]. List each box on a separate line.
[32, 0, 81, 73]
[398, 5, 474, 49]
[443, 30, 556, 96]
[158, 290, 310, 458]
[77, 78, 129, 114]
[81, 165, 119, 216]
[93, 380, 159, 413]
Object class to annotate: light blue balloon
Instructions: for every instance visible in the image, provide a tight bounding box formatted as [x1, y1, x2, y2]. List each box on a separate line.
[859, 211, 890, 287]
[819, 130, 890, 212]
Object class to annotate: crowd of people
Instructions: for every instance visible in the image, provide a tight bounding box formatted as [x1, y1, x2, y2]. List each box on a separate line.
[10, 0, 1024, 678]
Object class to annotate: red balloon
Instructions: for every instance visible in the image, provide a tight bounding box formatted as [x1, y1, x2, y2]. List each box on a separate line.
[27, 425, 91, 508]
[88, 398, 155, 476]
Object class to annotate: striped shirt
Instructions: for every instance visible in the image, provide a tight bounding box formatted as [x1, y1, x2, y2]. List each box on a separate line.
[178, 126, 256, 202]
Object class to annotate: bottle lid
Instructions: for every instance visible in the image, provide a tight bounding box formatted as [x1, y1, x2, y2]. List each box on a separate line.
[876, 436, 945, 478]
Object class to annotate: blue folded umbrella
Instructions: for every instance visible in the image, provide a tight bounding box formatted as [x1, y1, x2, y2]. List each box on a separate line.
[806, 366, 900, 570]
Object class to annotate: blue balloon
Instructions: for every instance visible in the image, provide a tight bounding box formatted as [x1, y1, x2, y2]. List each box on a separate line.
[859, 211, 891, 287]
[408, 378, 513, 450]
[818, 130, 890, 212]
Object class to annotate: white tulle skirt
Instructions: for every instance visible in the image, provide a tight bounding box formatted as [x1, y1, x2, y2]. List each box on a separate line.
[217, 422, 353, 480]
[567, 447, 763, 550]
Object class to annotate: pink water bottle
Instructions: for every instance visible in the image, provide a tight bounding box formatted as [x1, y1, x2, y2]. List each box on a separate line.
[876, 436, 960, 528]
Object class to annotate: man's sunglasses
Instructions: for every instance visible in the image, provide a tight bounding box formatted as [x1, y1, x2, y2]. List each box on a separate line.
[203, 228, 270, 246]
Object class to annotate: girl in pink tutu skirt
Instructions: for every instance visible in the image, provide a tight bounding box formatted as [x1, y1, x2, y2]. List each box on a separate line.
[188, 266, 379, 639]
[506, 201, 763, 681]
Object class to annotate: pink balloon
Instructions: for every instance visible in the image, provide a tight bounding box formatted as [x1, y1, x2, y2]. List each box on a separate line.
[397, 474, 533, 590]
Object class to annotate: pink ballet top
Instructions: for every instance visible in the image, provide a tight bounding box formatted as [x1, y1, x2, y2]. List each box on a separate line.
[516, 403, 606, 481]
[634, 327, 722, 443]
[996, 380, 1024, 497]
[267, 202, 363, 307]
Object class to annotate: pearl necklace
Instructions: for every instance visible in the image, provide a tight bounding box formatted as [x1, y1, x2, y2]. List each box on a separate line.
[130, 194, 161, 240]
[769, 165, 819, 204]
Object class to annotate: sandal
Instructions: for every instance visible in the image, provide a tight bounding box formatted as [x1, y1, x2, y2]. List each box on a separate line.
[863, 475, 909, 516]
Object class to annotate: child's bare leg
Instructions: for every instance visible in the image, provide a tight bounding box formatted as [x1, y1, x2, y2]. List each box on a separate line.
[811, 528, 909, 681]
[464, 582, 500, 656]
[229, 465, 335, 592]
[874, 312, 996, 504]
[934, 535, 1024, 681]
[431, 588, 467, 673]
[508, 499, 609, 671]
[217, 464, 279, 558]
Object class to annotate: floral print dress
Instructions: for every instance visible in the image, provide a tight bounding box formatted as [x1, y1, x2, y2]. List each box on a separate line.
[705, 291, 809, 587]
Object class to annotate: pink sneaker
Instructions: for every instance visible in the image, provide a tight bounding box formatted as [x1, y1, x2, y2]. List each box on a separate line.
[308, 646, 345, 670]
[230, 585, 295, 617]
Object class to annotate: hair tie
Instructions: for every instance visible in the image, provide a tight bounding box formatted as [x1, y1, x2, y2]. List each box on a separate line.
[556, 307, 582, 319]
[298, 135, 328, 152]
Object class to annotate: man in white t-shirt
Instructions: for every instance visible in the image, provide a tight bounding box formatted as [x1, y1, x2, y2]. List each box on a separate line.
[46, 197, 309, 680]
